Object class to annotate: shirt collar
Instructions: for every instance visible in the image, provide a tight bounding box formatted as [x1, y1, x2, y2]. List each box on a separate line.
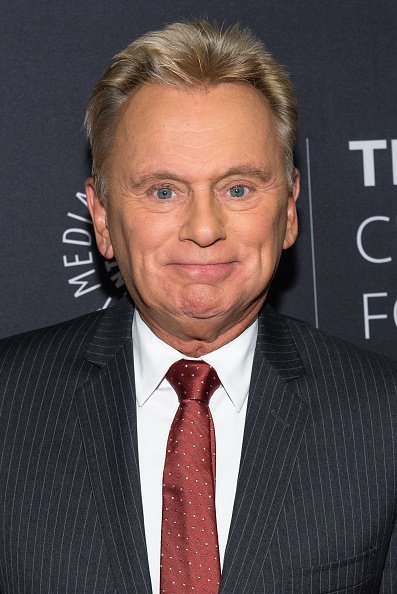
[132, 310, 258, 412]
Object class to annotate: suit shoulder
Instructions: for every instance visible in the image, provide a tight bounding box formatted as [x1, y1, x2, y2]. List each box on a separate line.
[0, 308, 105, 382]
[1, 308, 103, 352]
[0, 297, 134, 383]
[281, 312, 397, 380]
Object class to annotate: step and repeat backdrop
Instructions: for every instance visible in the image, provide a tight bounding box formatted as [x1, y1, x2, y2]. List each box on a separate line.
[1, 0, 396, 358]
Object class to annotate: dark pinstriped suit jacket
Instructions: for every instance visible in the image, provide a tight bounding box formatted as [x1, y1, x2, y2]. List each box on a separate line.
[1, 296, 397, 593]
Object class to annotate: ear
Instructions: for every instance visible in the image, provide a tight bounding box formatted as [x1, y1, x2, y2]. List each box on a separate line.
[85, 177, 114, 259]
[283, 168, 300, 249]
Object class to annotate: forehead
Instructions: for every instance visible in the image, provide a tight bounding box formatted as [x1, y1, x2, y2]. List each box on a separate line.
[111, 82, 283, 177]
[120, 82, 275, 134]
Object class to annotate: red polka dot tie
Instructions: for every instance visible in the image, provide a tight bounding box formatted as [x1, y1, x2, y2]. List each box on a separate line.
[160, 359, 221, 594]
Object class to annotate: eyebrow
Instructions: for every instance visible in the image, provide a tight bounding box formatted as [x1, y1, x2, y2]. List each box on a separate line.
[126, 165, 273, 190]
[127, 171, 186, 191]
[218, 166, 273, 183]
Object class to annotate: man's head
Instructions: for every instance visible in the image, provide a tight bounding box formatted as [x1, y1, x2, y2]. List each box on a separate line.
[85, 20, 298, 201]
[85, 21, 300, 356]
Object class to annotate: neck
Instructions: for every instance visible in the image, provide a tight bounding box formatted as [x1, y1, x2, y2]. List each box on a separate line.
[138, 304, 263, 357]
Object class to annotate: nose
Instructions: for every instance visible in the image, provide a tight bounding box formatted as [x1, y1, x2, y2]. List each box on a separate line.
[179, 193, 226, 247]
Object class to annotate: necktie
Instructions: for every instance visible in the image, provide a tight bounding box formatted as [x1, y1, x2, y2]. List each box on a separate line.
[160, 359, 221, 594]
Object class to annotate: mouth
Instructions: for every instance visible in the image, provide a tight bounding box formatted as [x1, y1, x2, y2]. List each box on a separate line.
[170, 262, 238, 281]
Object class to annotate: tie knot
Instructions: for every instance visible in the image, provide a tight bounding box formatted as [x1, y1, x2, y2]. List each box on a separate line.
[166, 359, 220, 403]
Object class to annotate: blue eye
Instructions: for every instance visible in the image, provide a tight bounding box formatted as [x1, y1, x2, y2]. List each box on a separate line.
[156, 187, 173, 200]
[229, 185, 248, 198]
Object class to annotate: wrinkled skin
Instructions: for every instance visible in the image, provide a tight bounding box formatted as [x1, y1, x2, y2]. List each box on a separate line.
[86, 83, 299, 357]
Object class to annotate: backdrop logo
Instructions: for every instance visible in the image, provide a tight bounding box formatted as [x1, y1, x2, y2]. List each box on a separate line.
[349, 139, 397, 338]
[62, 191, 125, 309]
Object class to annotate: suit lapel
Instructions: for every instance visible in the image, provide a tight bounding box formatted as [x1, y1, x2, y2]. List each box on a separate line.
[73, 299, 308, 593]
[74, 298, 152, 594]
[220, 306, 309, 593]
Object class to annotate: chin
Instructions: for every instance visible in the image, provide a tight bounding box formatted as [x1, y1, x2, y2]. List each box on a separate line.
[176, 284, 236, 315]
[180, 310, 224, 322]
[177, 297, 242, 324]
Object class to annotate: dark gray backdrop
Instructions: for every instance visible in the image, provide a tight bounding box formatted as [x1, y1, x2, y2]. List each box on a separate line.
[1, 0, 396, 358]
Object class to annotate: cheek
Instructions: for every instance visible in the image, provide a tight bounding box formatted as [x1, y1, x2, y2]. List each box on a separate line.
[113, 218, 174, 282]
[106, 216, 139, 285]
[236, 208, 283, 253]
[258, 205, 288, 249]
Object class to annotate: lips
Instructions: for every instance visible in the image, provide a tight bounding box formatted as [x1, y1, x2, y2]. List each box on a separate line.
[173, 261, 234, 266]
[170, 262, 237, 280]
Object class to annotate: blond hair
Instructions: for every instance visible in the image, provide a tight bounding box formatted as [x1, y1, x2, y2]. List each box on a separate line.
[85, 20, 298, 200]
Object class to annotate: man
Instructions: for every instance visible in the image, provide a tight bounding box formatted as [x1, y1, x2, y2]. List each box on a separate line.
[1, 20, 396, 594]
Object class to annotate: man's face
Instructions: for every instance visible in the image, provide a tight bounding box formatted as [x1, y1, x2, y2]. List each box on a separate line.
[87, 83, 299, 354]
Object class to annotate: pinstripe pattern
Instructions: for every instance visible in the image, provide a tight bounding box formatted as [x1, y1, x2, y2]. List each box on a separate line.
[221, 309, 397, 593]
[1, 297, 397, 593]
[0, 298, 150, 593]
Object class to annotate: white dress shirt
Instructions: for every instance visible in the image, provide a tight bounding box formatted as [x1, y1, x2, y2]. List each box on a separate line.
[133, 311, 258, 593]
